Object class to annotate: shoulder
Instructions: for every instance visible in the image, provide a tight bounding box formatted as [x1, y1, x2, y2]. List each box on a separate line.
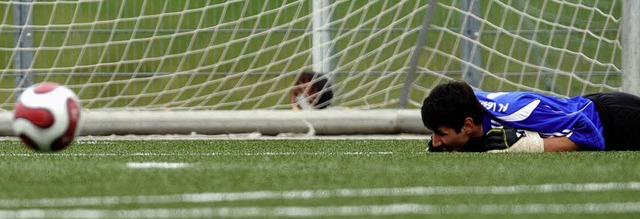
[476, 91, 594, 114]
[475, 91, 541, 110]
[475, 91, 547, 100]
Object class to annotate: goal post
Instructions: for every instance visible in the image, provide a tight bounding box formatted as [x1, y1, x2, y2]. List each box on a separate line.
[0, 0, 632, 136]
[622, 0, 640, 96]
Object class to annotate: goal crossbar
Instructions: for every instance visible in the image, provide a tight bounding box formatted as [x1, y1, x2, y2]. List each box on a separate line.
[0, 109, 427, 136]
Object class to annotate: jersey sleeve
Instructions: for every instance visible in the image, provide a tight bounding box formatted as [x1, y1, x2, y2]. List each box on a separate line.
[476, 92, 605, 150]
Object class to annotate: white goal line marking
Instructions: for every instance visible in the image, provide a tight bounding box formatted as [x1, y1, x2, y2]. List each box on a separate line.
[0, 151, 399, 157]
[1, 202, 639, 218]
[126, 162, 189, 169]
[0, 182, 638, 208]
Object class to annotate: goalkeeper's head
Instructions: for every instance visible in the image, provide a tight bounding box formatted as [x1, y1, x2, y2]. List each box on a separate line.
[421, 80, 485, 151]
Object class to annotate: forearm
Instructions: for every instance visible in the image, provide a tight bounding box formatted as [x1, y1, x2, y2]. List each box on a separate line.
[543, 137, 580, 152]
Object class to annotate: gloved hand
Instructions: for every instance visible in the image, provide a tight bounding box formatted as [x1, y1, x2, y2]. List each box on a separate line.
[484, 128, 544, 152]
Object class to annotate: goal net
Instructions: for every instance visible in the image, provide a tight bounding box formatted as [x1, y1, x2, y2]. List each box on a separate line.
[0, 0, 627, 136]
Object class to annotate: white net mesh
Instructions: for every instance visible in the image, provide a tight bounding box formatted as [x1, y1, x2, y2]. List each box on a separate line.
[0, 0, 622, 112]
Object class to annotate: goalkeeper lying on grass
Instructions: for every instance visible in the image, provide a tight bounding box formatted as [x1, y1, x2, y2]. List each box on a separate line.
[421, 80, 640, 152]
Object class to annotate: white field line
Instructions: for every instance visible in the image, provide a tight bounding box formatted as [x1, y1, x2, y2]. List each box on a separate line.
[0, 134, 427, 142]
[0, 182, 638, 208]
[0, 151, 399, 157]
[1, 202, 640, 218]
[126, 162, 189, 169]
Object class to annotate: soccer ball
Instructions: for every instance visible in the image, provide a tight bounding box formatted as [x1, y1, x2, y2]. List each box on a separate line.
[13, 82, 82, 152]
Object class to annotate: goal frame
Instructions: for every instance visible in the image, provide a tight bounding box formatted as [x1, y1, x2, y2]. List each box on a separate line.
[0, 109, 427, 136]
[2, 0, 638, 137]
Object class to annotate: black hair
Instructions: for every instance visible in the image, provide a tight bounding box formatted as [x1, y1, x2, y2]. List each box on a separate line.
[421, 80, 485, 133]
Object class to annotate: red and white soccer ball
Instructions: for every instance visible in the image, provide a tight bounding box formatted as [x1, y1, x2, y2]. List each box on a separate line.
[13, 82, 82, 152]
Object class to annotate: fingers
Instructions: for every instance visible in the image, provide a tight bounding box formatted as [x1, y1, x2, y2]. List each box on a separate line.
[487, 149, 508, 153]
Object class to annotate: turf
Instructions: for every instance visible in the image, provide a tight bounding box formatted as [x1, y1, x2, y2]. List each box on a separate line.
[0, 139, 638, 218]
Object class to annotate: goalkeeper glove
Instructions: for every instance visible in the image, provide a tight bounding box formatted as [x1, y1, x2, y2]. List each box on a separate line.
[484, 128, 544, 153]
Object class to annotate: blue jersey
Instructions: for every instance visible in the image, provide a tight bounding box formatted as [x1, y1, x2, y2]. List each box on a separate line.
[475, 91, 605, 150]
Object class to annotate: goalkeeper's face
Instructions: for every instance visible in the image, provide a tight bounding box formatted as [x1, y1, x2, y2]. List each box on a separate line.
[430, 126, 472, 152]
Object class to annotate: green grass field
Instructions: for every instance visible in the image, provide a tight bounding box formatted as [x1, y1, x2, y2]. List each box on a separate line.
[0, 139, 638, 218]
